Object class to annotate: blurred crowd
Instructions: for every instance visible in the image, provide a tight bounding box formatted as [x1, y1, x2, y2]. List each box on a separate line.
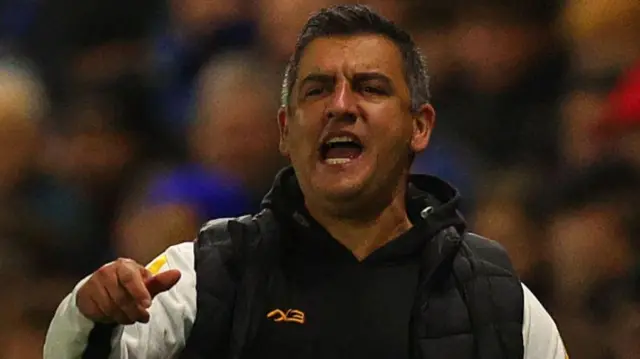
[0, 0, 639, 358]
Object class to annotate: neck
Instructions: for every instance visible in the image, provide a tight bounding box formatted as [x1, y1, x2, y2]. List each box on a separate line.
[306, 182, 413, 261]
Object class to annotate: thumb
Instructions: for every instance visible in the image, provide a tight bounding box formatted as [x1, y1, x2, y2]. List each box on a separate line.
[145, 269, 181, 298]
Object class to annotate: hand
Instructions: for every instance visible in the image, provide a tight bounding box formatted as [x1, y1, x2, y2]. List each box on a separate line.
[76, 258, 181, 325]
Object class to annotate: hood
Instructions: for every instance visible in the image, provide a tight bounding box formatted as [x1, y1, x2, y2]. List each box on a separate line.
[261, 166, 466, 240]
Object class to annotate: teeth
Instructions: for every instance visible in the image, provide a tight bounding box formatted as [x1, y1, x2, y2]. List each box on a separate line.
[326, 136, 355, 145]
[325, 158, 352, 165]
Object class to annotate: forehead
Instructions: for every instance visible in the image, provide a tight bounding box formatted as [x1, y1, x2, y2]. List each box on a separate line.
[297, 34, 406, 83]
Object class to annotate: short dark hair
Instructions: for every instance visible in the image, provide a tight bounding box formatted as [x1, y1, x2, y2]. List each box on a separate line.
[281, 4, 430, 113]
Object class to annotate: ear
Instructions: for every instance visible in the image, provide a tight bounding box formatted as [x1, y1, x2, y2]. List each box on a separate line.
[277, 107, 290, 157]
[410, 103, 435, 153]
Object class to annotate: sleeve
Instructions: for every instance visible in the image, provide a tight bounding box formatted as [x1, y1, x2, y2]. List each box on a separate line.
[521, 283, 569, 359]
[43, 242, 197, 359]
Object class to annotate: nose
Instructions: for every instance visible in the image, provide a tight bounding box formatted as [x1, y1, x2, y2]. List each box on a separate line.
[325, 80, 357, 122]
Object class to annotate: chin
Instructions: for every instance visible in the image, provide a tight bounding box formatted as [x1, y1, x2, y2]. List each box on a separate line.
[310, 169, 370, 201]
[321, 182, 365, 201]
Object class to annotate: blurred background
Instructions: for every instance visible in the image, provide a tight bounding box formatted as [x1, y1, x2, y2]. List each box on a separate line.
[0, 0, 638, 358]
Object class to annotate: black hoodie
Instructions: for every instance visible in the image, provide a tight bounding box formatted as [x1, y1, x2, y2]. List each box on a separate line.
[179, 166, 524, 359]
[243, 167, 465, 358]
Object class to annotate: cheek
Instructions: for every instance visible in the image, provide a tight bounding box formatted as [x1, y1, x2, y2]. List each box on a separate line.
[287, 112, 322, 148]
[368, 110, 413, 151]
[285, 124, 317, 159]
[289, 135, 315, 154]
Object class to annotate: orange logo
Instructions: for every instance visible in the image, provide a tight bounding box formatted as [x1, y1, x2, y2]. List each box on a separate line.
[267, 309, 305, 324]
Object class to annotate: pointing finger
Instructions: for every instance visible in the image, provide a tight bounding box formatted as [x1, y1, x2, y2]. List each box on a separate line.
[145, 269, 181, 298]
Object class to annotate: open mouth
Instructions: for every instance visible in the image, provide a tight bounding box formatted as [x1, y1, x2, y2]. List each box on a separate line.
[319, 135, 364, 165]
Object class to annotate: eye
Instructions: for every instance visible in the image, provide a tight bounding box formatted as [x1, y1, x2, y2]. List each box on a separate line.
[359, 83, 386, 95]
[363, 86, 384, 94]
[305, 88, 324, 97]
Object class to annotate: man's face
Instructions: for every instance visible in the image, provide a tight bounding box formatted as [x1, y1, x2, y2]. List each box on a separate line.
[278, 34, 434, 209]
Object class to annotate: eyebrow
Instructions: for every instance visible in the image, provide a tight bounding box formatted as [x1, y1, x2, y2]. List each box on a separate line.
[298, 72, 394, 89]
[352, 72, 394, 91]
[299, 73, 334, 89]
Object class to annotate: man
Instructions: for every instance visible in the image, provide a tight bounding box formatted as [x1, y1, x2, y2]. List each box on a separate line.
[44, 5, 567, 359]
